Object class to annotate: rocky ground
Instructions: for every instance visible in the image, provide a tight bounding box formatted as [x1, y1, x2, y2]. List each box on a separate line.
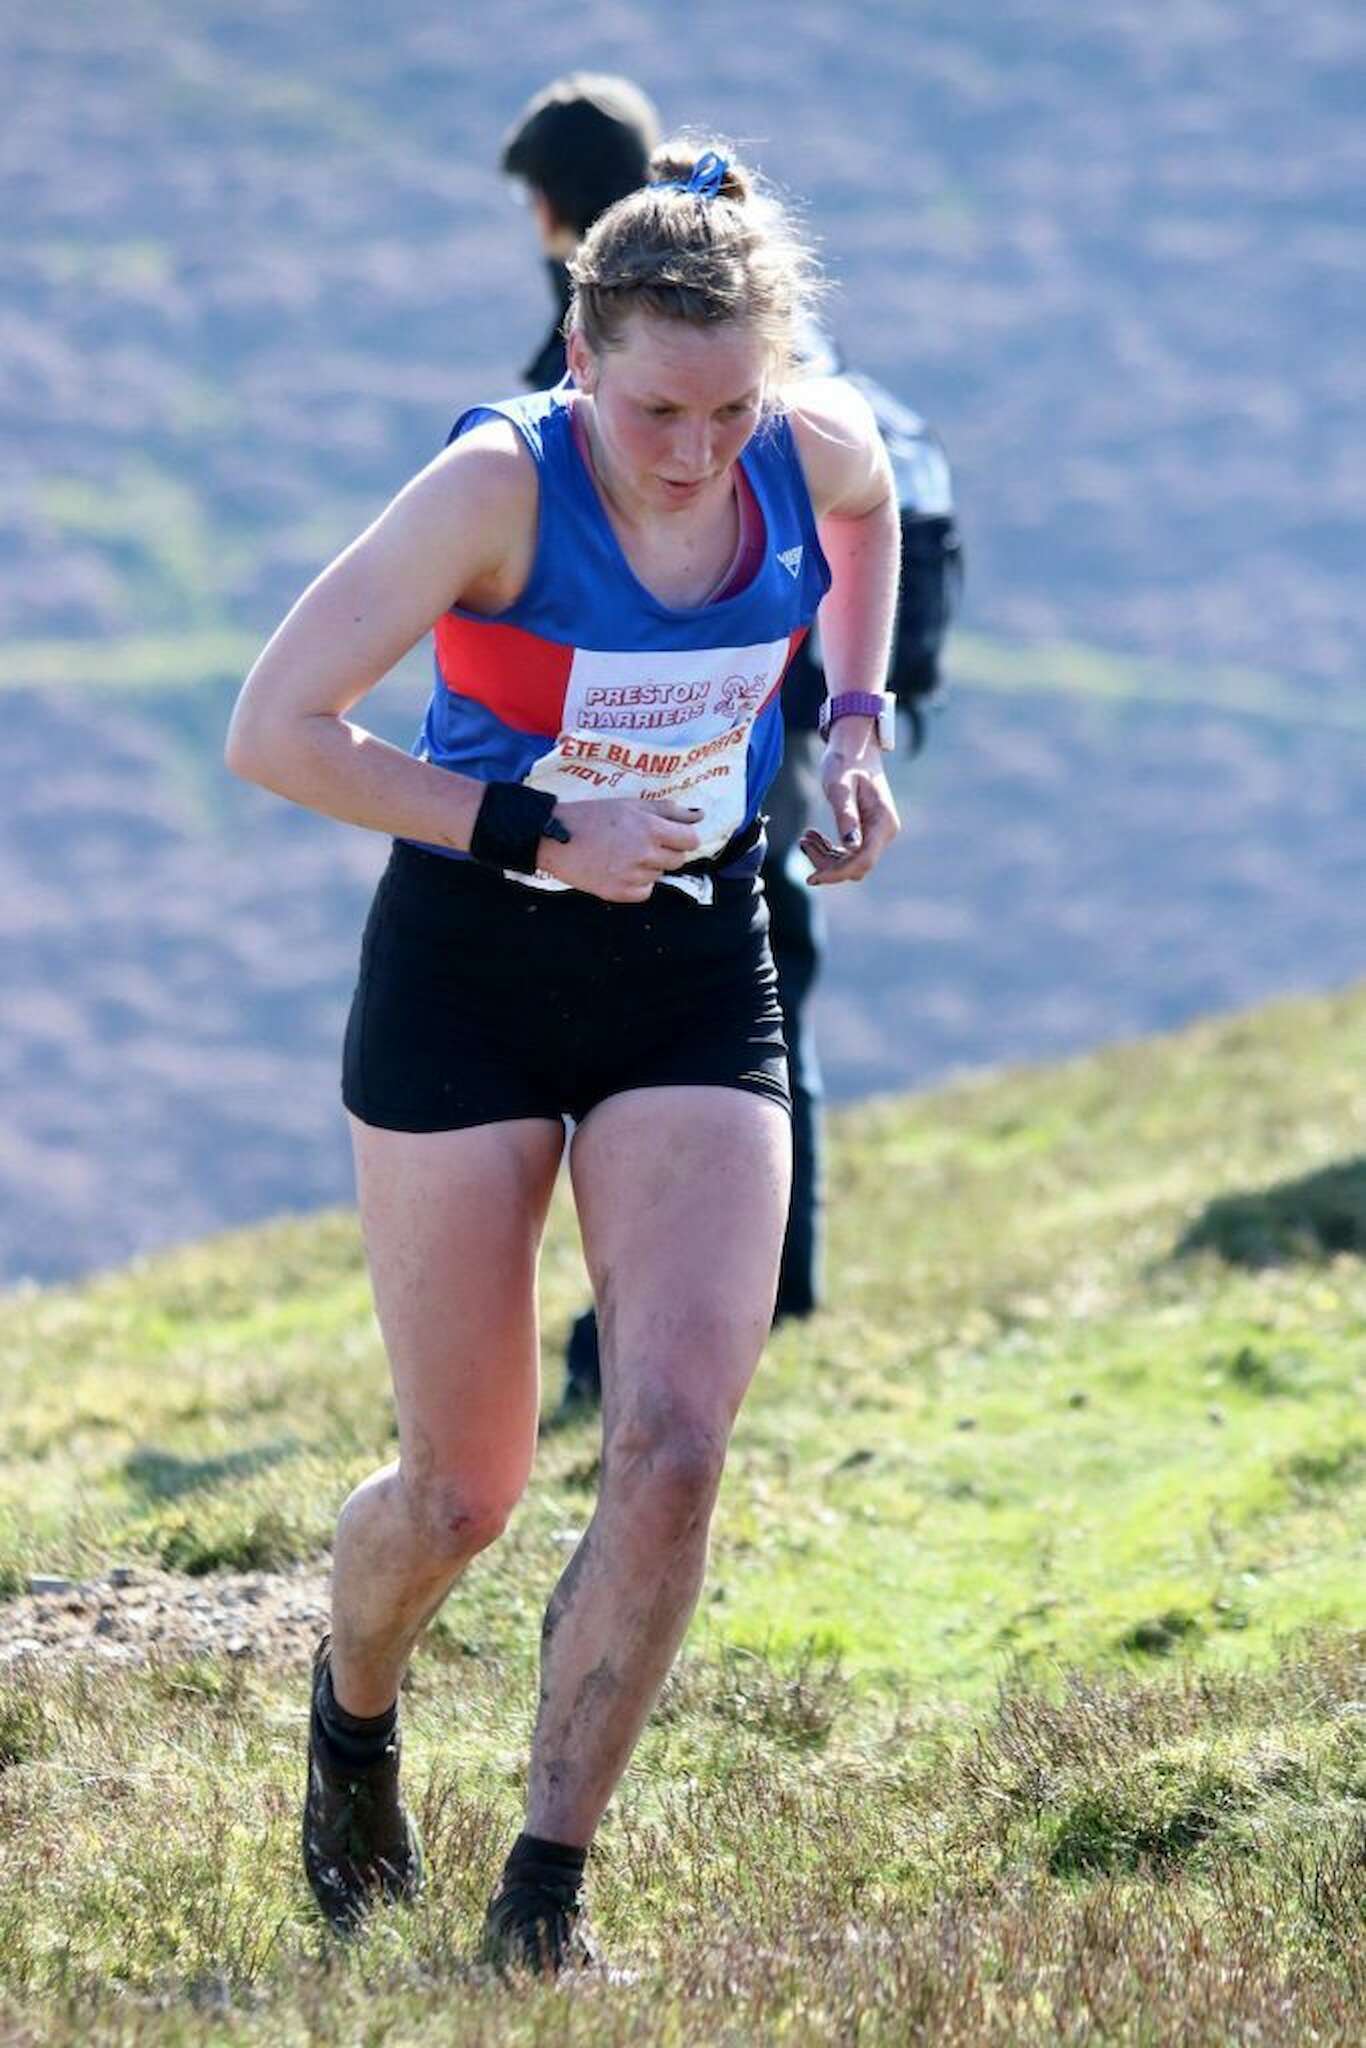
[0, 1564, 329, 1672]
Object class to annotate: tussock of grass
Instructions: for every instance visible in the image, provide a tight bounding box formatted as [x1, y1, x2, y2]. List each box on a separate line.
[1175, 1158, 1366, 1268]
[0, 1682, 50, 1771]
[2, 985, 1365, 2039]
[1117, 1609, 1203, 1657]
[1282, 1441, 1366, 1498]
[135, 1501, 315, 1577]
[655, 1642, 850, 1750]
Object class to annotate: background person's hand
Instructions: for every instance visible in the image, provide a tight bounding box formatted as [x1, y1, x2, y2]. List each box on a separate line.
[538, 796, 703, 902]
[802, 719, 900, 885]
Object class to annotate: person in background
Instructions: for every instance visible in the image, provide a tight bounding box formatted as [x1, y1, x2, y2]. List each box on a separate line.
[501, 74, 662, 390]
[499, 75, 962, 1420]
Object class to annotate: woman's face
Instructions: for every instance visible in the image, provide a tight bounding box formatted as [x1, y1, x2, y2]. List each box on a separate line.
[570, 312, 769, 514]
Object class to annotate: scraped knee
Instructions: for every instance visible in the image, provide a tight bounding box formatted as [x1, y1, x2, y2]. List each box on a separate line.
[402, 1470, 517, 1567]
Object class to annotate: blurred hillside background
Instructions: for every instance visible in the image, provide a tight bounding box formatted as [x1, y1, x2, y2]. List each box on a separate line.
[3, 0, 1363, 1285]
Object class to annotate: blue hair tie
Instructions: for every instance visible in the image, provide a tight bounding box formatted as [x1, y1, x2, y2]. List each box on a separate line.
[658, 150, 729, 200]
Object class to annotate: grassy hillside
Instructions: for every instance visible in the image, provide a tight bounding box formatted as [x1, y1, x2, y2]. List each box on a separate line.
[1, 987, 1363, 2041]
[7, 1, 1366, 1289]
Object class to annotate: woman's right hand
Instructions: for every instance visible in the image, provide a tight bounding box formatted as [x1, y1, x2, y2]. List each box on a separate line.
[537, 797, 703, 902]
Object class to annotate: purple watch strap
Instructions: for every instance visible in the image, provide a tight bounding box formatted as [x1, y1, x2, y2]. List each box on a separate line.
[820, 690, 887, 736]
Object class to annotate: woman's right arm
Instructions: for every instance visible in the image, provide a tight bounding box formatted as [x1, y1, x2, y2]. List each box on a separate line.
[225, 426, 701, 894]
[225, 426, 527, 853]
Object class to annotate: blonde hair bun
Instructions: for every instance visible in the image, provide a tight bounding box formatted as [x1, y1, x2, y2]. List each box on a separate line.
[648, 140, 753, 206]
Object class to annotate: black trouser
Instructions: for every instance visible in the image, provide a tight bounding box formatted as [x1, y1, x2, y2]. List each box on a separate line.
[758, 728, 825, 1318]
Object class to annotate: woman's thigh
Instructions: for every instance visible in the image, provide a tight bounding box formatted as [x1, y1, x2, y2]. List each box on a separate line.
[349, 1113, 566, 1498]
[568, 1087, 792, 1430]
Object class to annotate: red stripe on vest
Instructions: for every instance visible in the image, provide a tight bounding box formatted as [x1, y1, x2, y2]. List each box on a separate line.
[770, 625, 808, 704]
[434, 613, 573, 736]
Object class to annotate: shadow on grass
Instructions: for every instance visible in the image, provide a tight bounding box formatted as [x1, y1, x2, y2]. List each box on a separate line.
[1173, 1158, 1366, 1269]
[123, 1437, 300, 1503]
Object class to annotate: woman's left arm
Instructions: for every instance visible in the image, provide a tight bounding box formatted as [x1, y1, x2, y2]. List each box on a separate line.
[789, 380, 902, 884]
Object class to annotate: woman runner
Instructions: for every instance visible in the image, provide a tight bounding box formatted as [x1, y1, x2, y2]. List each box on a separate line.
[226, 141, 901, 1973]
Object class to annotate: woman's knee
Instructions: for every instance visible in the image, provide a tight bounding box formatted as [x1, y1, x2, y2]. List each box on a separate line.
[603, 1387, 731, 1542]
[399, 1467, 521, 1565]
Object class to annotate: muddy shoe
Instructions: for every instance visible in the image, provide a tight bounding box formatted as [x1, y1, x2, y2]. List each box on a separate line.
[301, 1637, 422, 1933]
[479, 1869, 599, 1977]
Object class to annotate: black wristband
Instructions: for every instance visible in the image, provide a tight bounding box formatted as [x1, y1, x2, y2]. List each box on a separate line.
[469, 781, 570, 875]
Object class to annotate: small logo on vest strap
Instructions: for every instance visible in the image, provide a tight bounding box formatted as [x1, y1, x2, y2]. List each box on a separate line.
[777, 545, 803, 578]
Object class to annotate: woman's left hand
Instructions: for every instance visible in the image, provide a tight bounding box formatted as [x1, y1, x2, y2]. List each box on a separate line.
[800, 716, 901, 886]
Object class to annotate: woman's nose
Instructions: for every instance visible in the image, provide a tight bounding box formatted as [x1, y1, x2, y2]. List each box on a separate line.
[673, 420, 711, 476]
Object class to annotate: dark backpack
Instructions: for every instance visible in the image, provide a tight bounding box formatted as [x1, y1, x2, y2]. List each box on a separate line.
[781, 359, 963, 749]
[846, 374, 963, 739]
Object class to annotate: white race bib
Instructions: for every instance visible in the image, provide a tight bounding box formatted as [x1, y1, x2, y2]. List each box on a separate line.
[512, 638, 789, 895]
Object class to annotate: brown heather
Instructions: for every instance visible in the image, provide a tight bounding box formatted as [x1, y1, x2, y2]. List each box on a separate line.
[0, 1636, 1362, 2042]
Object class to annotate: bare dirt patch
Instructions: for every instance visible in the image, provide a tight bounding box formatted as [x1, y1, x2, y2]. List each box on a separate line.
[0, 1565, 328, 1672]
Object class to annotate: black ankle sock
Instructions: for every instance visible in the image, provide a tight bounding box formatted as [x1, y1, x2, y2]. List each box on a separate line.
[503, 1831, 587, 1883]
[315, 1661, 397, 1771]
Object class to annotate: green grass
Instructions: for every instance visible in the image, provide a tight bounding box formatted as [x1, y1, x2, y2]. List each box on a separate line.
[1, 985, 1364, 2040]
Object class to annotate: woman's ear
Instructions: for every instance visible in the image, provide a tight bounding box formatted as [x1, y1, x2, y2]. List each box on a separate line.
[566, 327, 597, 395]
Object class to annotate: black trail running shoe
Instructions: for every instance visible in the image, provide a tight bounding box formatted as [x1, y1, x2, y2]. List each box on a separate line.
[479, 1868, 599, 1977]
[301, 1637, 422, 1933]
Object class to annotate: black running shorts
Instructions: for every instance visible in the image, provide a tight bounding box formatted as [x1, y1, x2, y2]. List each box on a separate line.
[342, 842, 791, 1133]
